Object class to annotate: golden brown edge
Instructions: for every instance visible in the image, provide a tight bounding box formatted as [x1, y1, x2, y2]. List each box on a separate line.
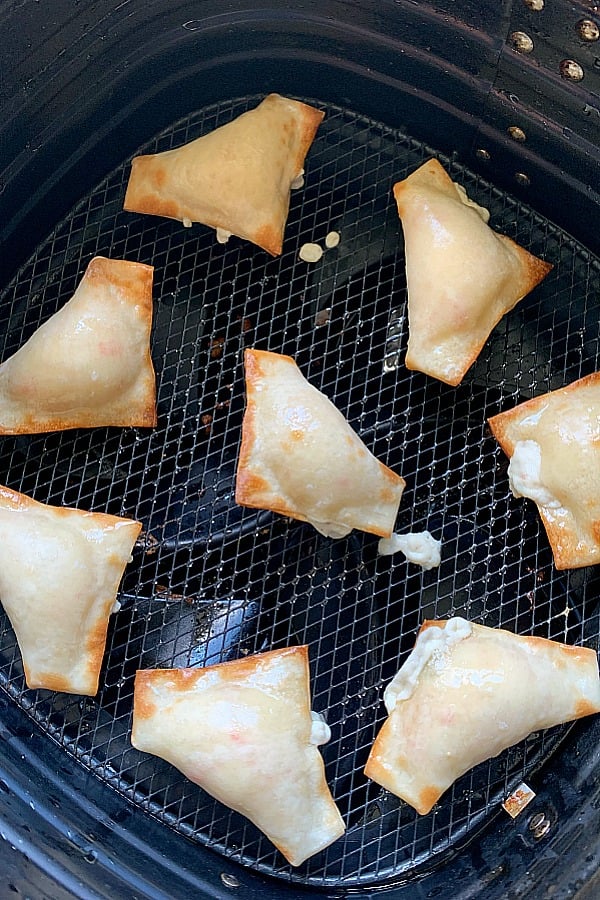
[364, 716, 443, 815]
[133, 644, 310, 723]
[0, 482, 141, 528]
[78, 517, 142, 696]
[256, 96, 325, 256]
[86, 256, 158, 427]
[235, 348, 293, 509]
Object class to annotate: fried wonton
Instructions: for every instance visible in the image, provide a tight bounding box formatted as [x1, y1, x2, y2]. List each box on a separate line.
[0, 256, 156, 433]
[235, 348, 405, 538]
[124, 93, 324, 256]
[365, 618, 600, 814]
[132, 646, 345, 866]
[393, 159, 553, 386]
[488, 371, 600, 569]
[0, 484, 141, 694]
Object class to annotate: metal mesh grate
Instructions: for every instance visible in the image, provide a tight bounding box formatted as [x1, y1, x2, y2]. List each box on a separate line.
[0, 96, 599, 888]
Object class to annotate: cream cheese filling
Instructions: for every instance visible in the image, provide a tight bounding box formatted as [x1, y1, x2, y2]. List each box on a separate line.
[508, 440, 561, 509]
[383, 616, 472, 713]
[378, 530, 441, 569]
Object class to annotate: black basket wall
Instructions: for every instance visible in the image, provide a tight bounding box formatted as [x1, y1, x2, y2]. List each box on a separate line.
[0, 2, 599, 898]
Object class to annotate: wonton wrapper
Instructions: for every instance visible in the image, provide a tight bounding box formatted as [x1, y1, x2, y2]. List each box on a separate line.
[0, 484, 141, 694]
[0, 256, 156, 433]
[235, 348, 405, 538]
[394, 159, 553, 386]
[124, 93, 324, 256]
[365, 617, 600, 814]
[132, 646, 345, 866]
[488, 371, 600, 569]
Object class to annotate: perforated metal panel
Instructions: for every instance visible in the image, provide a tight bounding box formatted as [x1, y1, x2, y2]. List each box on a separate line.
[0, 96, 599, 889]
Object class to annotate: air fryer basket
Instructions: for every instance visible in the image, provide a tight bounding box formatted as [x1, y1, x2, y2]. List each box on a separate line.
[0, 2, 599, 898]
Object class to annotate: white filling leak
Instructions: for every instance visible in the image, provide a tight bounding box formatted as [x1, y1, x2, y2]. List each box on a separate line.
[309, 710, 331, 745]
[508, 440, 561, 508]
[182, 217, 192, 228]
[111, 599, 122, 615]
[383, 617, 472, 713]
[378, 531, 441, 570]
[216, 228, 232, 244]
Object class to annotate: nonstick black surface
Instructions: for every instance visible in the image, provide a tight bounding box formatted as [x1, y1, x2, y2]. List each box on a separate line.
[0, 95, 599, 889]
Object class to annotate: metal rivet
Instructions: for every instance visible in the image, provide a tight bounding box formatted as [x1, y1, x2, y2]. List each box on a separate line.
[529, 812, 545, 829]
[560, 59, 585, 80]
[510, 31, 534, 53]
[523, 0, 544, 9]
[533, 819, 552, 838]
[220, 873, 240, 888]
[528, 811, 552, 839]
[515, 172, 531, 186]
[577, 19, 599, 42]
[475, 148, 491, 161]
[508, 126, 527, 141]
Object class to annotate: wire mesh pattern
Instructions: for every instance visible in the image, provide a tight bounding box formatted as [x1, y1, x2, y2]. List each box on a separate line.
[0, 96, 599, 888]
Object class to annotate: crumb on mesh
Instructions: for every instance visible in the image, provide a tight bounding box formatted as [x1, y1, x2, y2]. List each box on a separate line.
[299, 242, 324, 263]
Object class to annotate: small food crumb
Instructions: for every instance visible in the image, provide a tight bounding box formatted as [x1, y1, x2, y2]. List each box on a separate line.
[140, 532, 160, 556]
[216, 227, 232, 244]
[502, 782, 536, 818]
[202, 413, 213, 434]
[325, 230, 340, 249]
[136, 531, 157, 553]
[299, 242, 324, 263]
[315, 308, 332, 327]
[153, 585, 184, 601]
[291, 169, 305, 189]
[210, 337, 225, 359]
[182, 217, 192, 228]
